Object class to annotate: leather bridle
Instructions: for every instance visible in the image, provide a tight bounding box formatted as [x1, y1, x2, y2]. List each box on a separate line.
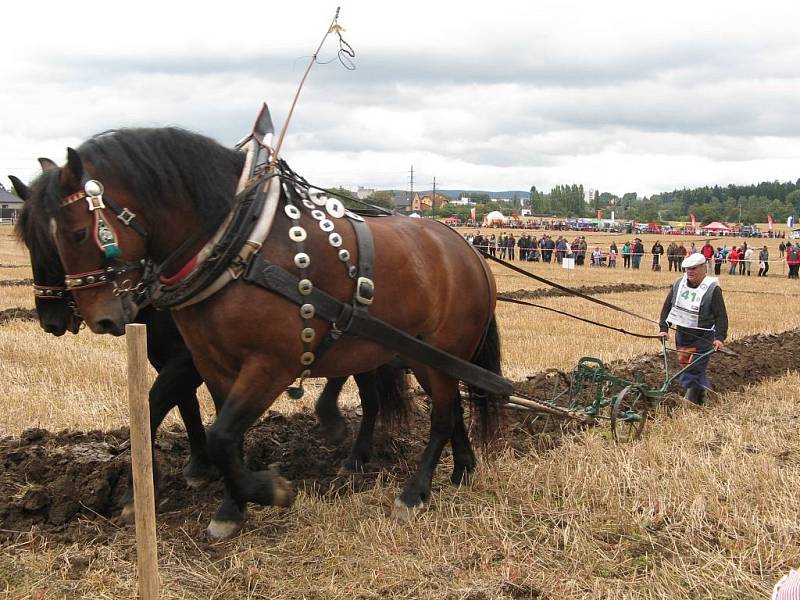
[60, 178, 149, 298]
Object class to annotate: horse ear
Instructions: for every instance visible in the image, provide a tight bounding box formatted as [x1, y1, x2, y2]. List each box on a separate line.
[8, 175, 29, 201]
[61, 148, 83, 189]
[37, 157, 58, 171]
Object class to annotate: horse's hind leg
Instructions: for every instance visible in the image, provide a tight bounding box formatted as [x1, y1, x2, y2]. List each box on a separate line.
[340, 370, 380, 474]
[393, 371, 457, 521]
[315, 377, 349, 444]
[449, 395, 476, 485]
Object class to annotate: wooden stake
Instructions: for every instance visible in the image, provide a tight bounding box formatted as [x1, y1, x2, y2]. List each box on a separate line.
[126, 323, 159, 600]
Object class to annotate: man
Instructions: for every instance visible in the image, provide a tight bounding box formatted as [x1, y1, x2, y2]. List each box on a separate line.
[701, 239, 715, 269]
[651, 240, 664, 271]
[658, 252, 728, 405]
[667, 240, 678, 272]
[631, 238, 644, 269]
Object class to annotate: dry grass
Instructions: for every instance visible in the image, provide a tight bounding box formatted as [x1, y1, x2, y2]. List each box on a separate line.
[1, 225, 800, 598]
[3, 374, 799, 599]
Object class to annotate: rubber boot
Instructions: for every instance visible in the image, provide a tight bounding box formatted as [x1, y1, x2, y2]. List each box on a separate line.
[695, 388, 706, 406]
[684, 387, 702, 406]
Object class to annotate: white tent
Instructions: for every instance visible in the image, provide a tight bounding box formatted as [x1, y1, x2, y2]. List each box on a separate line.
[482, 210, 508, 226]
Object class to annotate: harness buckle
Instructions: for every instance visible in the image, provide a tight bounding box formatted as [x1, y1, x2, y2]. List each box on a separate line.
[355, 276, 374, 305]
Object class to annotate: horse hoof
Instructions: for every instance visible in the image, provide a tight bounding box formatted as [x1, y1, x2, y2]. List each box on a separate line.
[185, 476, 213, 489]
[207, 519, 242, 540]
[337, 458, 365, 476]
[271, 475, 295, 507]
[120, 503, 136, 525]
[390, 497, 424, 523]
[319, 421, 349, 445]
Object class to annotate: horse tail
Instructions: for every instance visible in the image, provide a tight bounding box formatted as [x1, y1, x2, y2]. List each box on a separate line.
[468, 312, 506, 445]
[375, 362, 412, 429]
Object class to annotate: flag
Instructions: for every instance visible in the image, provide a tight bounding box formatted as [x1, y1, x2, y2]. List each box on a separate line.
[789, 216, 795, 229]
[768, 214, 774, 231]
[690, 212, 696, 231]
[470, 207, 476, 222]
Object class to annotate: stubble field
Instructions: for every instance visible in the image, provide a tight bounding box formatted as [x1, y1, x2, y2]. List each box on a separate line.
[1, 225, 799, 599]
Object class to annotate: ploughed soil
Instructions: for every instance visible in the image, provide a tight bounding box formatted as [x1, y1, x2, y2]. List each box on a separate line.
[0, 307, 37, 325]
[503, 282, 661, 300]
[0, 278, 33, 287]
[0, 330, 797, 544]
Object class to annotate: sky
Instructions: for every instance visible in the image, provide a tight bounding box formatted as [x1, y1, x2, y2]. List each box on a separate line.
[2, 0, 799, 196]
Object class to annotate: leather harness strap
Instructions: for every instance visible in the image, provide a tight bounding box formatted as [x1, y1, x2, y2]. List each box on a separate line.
[242, 255, 513, 396]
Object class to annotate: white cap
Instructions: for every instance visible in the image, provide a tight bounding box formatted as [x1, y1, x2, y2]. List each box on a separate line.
[681, 253, 706, 269]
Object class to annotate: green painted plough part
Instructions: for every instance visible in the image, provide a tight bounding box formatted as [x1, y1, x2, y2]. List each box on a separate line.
[508, 340, 717, 442]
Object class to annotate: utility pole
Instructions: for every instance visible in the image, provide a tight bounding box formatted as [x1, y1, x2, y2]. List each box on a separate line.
[408, 165, 415, 210]
[431, 176, 437, 219]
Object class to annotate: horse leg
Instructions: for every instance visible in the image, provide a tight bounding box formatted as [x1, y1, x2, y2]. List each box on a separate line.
[172, 355, 219, 488]
[315, 377, 349, 444]
[449, 395, 476, 485]
[339, 370, 380, 474]
[205, 369, 295, 539]
[392, 371, 457, 521]
[119, 366, 177, 523]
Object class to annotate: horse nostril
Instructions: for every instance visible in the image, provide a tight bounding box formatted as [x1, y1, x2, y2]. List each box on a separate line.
[94, 318, 119, 334]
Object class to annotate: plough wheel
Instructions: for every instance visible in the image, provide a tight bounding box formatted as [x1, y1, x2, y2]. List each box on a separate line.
[610, 385, 649, 443]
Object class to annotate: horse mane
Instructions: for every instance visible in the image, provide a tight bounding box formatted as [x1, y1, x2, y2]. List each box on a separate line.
[41, 127, 245, 235]
[15, 169, 63, 271]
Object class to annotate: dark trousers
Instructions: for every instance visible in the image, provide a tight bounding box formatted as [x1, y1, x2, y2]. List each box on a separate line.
[623, 255, 630, 268]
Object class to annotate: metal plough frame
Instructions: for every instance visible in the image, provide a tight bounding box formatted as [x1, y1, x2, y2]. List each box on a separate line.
[506, 340, 717, 442]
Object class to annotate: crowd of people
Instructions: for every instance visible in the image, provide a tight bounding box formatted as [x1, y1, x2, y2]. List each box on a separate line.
[465, 231, 800, 279]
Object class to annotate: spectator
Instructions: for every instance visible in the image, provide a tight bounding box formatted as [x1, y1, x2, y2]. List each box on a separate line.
[631, 238, 645, 269]
[677, 243, 687, 271]
[622, 241, 631, 268]
[609, 243, 618, 268]
[651, 240, 664, 271]
[787, 244, 800, 279]
[779, 241, 786, 258]
[714, 247, 723, 275]
[591, 246, 603, 266]
[758, 245, 769, 277]
[728, 247, 739, 275]
[667, 241, 679, 272]
[743, 246, 754, 276]
[701, 240, 715, 268]
[738, 242, 748, 275]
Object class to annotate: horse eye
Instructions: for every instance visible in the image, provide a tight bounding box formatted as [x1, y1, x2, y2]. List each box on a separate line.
[71, 228, 88, 243]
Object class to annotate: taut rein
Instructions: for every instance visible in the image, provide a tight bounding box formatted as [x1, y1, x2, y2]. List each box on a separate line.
[60, 179, 148, 296]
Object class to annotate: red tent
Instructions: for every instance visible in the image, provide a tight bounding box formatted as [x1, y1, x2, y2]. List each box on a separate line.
[702, 221, 731, 231]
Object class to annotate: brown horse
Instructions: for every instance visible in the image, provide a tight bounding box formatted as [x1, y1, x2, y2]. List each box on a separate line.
[37, 127, 505, 538]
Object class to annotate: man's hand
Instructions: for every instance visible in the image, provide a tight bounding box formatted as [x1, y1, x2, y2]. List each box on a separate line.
[713, 339, 724, 351]
[658, 331, 669, 339]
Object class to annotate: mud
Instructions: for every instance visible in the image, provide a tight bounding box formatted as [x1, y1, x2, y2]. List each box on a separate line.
[0, 329, 797, 542]
[503, 282, 661, 300]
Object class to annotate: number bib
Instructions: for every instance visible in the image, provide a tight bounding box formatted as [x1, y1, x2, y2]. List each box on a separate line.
[667, 275, 717, 329]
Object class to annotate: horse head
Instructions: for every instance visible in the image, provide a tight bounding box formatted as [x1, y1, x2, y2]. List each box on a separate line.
[12, 169, 82, 336]
[39, 148, 146, 335]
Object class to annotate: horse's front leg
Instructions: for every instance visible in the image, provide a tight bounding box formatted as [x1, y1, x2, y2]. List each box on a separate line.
[121, 356, 209, 523]
[205, 364, 296, 539]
